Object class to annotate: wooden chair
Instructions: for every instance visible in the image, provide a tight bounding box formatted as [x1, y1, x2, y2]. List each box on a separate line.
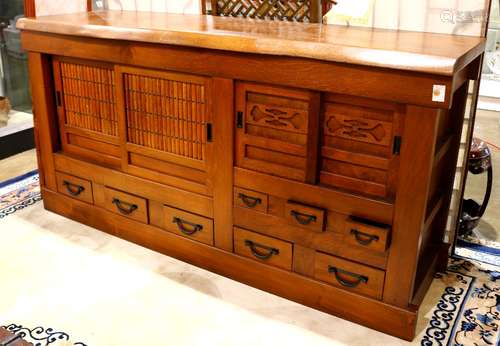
[206, 0, 326, 23]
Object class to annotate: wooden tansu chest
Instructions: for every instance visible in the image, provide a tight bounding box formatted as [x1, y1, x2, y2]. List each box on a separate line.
[18, 11, 485, 340]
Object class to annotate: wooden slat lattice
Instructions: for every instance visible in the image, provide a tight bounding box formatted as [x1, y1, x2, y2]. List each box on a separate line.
[124, 73, 208, 161]
[60, 62, 118, 136]
[216, 0, 312, 22]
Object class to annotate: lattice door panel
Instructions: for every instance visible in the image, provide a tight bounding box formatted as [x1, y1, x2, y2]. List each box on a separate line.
[122, 70, 211, 162]
[214, 0, 312, 22]
[53, 58, 122, 169]
[58, 61, 117, 136]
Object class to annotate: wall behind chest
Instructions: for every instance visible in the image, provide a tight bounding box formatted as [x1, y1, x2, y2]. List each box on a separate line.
[325, 0, 490, 37]
[33, 0, 201, 16]
[97, 0, 201, 14]
[35, 0, 87, 16]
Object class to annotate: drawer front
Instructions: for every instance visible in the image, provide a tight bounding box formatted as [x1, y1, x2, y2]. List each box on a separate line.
[163, 205, 214, 245]
[284, 201, 325, 232]
[320, 94, 402, 199]
[104, 187, 148, 223]
[234, 227, 292, 270]
[314, 252, 385, 299]
[345, 217, 391, 253]
[235, 82, 320, 183]
[234, 187, 268, 214]
[56, 172, 94, 204]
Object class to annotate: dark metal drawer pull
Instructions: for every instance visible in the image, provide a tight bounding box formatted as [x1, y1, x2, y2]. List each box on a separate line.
[328, 266, 368, 288]
[244, 240, 279, 260]
[173, 217, 203, 236]
[112, 198, 138, 215]
[63, 180, 85, 196]
[238, 193, 262, 208]
[290, 210, 317, 225]
[350, 229, 380, 246]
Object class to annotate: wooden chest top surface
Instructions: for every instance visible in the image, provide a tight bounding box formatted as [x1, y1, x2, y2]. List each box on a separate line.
[17, 10, 485, 76]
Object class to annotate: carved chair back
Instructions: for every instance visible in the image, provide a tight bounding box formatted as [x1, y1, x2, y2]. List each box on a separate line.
[208, 0, 324, 23]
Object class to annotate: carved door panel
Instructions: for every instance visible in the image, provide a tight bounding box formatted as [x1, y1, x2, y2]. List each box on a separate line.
[53, 57, 122, 168]
[320, 94, 403, 199]
[116, 66, 213, 196]
[235, 82, 320, 183]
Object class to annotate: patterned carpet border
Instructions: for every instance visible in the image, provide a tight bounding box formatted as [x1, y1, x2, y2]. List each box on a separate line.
[1, 324, 87, 346]
[1, 171, 499, 345]
[420, 258, 500, 345]
[0, 170, 41, 219]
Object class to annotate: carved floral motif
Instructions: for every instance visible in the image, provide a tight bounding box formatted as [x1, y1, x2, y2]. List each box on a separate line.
[325, 114, 392, 146]
[250, 104, 305, 131]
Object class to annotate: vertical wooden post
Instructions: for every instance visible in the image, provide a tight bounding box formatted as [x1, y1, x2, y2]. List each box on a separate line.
[383, 105, 440, 308]
[27, 52, 60, 192]
[310, 0, 322, 23]
[24, 0, 36, 17]
[210, 0, 218, 15]
[87, 0, 93, 12]
[210, 78, 234, 251]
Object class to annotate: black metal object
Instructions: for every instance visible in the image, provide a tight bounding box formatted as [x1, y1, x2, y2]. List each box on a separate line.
[0, 127, 34, 160]
[63, 180, 85, 196]
[244, 240, 279, 260]
[393, 136, 402, 155]
[238, 193, 262, 208]
[172, 217, 203, 236]
[290, 210, 317, 225]
[56, 91, 62, 107]
[350, 229, 379, 246]
[328, 266, 368, 288]
[206, 122, 213, 142]
[236, 111, 243, 128]
[459, 138, 494, 238]
[112, 198, 138, 215]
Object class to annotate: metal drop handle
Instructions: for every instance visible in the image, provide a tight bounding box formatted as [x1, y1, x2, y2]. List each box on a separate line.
[350, 229, 380, 246]
[244, 240, 279, 260]
[238, 193, 262, 208]
[290, 210, 317, 225]
[112, 198, 138, 215]
[328, 266, 368, 288]
[173, 217, 203, 236]
[63, 180, 85, 196]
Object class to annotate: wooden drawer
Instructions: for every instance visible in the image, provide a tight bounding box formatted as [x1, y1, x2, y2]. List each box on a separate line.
[104, 187, 148, 223]
[56, 172, 94, 204]
[235, 82, 320, 183]
[163, 205, 214, 245]
[314, 252, 385, 299]
[234, 187, 268, 213]
[345, 217, 391, 253]
[284, 201, 325, 232]
[320, 94, 402, 199]
[234, 227, 293, 270]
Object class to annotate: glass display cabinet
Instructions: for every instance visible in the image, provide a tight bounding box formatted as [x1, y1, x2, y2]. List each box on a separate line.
[0, 0, 33, 160]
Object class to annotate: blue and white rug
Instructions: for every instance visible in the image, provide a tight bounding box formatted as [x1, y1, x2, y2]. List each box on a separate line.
[421, 258, 500, 346]
[0, 170, 41, 219]
[0, 171, 499, 346]
[1, 324, 86, 346]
